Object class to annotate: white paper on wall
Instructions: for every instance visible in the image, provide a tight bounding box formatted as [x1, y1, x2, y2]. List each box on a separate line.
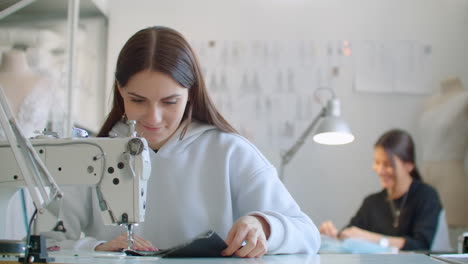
[393, 41, 433, 94]
[353, 40, 433, 94]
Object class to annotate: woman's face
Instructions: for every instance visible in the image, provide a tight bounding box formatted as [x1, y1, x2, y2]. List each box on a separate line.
[118, 70, 189, 150]
[372, 146, 413, 190]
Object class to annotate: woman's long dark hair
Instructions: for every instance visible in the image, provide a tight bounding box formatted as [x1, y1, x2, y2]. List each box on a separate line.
[375, 129, 422, 181]
[98, 26, 237, 137]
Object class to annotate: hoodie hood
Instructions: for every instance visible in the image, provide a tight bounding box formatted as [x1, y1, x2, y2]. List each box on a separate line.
[108, 119, 217, 155]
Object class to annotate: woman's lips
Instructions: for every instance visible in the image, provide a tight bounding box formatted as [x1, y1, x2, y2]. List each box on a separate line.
[142, 124, 162, 132]
[380, 176, 393, 184]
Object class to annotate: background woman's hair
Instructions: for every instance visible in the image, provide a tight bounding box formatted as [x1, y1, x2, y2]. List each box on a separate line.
[98, 26, 237, 138]
[375, 129, 422, 181]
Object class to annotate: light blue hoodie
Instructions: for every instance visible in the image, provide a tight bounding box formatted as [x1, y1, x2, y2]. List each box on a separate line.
[111, 119, 321, 254]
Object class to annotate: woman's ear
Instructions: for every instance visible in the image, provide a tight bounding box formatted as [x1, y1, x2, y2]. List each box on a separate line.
[393, 155, 414, 175]
[403, 161, 415, 174]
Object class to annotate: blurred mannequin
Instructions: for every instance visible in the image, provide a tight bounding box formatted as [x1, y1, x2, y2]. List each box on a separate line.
[0, 49, 53, 138]
[419, 77, 468, 229]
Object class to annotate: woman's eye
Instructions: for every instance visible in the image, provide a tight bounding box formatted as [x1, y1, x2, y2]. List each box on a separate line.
[130, 98, 144, 103]
[164, 100, 177, 105]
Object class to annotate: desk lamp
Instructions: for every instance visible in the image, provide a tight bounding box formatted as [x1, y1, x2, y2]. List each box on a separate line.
[279, 88, 354, 181]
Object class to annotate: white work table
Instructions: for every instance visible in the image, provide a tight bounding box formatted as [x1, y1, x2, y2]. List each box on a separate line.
[1, 251, 446, 264]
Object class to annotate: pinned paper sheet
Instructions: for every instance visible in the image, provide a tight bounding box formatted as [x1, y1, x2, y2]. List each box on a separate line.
[353, 40, 433, 94]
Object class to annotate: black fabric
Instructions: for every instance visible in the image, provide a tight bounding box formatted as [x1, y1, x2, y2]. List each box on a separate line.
[124, 230, 228, 258]
[346, 180, 442, 250]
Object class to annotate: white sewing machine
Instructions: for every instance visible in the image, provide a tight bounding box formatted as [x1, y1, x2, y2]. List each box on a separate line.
[0, 136, 151, 227]
[0, 86, 151, 262]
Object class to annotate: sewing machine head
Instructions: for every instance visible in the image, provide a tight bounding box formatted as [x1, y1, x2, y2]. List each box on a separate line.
[0, 136, 151, 226]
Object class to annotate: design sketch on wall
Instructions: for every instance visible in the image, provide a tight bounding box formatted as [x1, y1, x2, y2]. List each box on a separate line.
[193, 40, 353, 150]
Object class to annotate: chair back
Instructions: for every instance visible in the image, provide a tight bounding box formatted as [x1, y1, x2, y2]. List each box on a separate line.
[431, 209, 453, 252]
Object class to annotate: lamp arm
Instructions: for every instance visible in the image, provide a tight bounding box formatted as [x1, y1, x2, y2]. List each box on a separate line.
[279, 107, 326, 181]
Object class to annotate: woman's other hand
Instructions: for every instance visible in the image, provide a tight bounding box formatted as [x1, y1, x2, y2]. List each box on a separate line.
[222, 215, 270, 258]
[339, 226, 367, 240]
[95, 233, 158, 252]
[319, 221, 338, 238]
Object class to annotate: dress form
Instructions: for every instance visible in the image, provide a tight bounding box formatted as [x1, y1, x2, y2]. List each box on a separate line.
[0, 49, 52, 138]
[0, 49, 42, 114]
[419, 77, 468, 227]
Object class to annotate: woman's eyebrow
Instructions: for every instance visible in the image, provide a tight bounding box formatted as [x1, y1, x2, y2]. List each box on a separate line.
[127, 92, 182, 100]
[161, 94, 182, 100]
[127, 92, 146, 99]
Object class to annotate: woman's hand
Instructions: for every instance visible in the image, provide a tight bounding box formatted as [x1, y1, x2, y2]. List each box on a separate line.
[221, 215, 270, 258]
[340, 226, 405, 248]
[319, 221, 338, 238]
[95, 233, 158, 252]
[339, 226, 368, 240]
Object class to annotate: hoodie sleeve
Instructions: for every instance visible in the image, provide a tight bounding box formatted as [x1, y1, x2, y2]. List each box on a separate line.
[43, 233, 106, 251]
[234, 165, 321, 254]
[40, 186, 112, 251]
[3, 187, 106, 251]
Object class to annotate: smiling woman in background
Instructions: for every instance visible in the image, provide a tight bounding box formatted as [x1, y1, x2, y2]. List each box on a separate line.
[320, 129, 442, 250]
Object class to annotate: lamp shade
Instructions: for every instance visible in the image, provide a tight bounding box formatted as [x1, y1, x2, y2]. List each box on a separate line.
[278, 93, 354, 181]
[312, 98, 354, 145]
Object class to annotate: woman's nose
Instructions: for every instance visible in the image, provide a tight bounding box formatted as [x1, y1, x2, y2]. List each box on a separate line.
[146, 105, 163, 123]
[374, 164, 383, 174]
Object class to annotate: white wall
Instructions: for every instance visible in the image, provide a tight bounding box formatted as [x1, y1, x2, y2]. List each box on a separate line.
[106, 0, 468, 228]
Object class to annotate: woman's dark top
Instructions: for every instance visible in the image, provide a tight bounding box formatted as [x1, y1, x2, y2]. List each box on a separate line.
[347, 180, 442, 250]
